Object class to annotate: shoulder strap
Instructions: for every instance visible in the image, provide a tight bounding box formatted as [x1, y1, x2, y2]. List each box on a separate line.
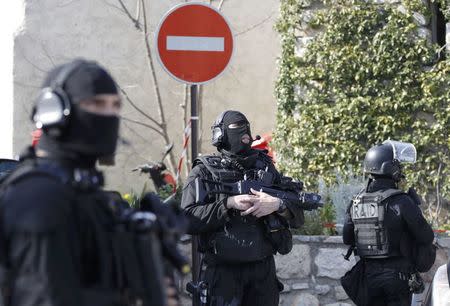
[195, 155, 223, 180]
[377, 189, 405, 203]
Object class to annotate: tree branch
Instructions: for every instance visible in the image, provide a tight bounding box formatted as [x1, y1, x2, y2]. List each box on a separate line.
[235, 13, 274, 37]
[121, 116, 164, 136]
[140, 0, 177, 175]
[117, 0, 141, 29]
[119, 86, 161, 127]
[218, 0, 225, 11]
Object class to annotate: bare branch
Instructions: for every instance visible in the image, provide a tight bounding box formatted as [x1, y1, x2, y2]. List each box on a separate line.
[235, 12, 274, 37]
[135, 0, 140, 22]
[435, 163, 443, 225]
[121, 116, 164, 136]
[119, 86, 162, 127]
[218, 0, 225, 11]
[140, 0, 177, 175]
[117, 0, 141, 30]
[122, 120, 150, 143]
[41, 44, 56, 67]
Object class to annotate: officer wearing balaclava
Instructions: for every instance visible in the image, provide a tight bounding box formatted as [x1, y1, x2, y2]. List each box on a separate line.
[181, 110, 305, 306]
[341, 141, 434, 306]
[0, 59, 175, 306]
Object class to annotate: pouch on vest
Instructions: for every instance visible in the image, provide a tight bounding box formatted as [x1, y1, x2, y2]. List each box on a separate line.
[265, 214, 292, 255]
[210, 215, 273, 263]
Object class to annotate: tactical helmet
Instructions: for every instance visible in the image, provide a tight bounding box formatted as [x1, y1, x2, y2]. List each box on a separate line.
[363, 140, 416, 181]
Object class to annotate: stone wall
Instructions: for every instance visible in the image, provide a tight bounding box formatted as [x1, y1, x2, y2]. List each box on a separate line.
[179, 235, 450, 306]
[275, 236, 356, 306]
[294, 0, 450, 60]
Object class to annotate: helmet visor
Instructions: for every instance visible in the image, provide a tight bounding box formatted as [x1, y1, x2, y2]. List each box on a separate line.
[383, 140, 417, 163]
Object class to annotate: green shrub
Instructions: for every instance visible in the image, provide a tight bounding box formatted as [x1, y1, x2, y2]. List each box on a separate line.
[274, 0, 450, 205]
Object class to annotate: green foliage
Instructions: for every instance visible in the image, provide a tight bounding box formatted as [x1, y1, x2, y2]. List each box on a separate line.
[274, 0, 450, 204]
[434, 0, 450, 19]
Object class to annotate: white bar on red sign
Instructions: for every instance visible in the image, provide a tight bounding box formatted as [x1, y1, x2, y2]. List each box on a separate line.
[166, 36, 224, 52]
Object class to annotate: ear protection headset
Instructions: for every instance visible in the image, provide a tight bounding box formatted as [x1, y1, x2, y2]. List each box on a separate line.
[211, 111, 229, 147]
[32, 59, 87, 134]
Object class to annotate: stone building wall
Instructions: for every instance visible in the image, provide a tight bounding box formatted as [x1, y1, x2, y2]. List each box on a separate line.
[179, 235, 450, 306]
[294, 0, 450, 59]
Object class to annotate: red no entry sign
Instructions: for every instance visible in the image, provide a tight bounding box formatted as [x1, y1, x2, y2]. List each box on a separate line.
[156, 3, 234, 84]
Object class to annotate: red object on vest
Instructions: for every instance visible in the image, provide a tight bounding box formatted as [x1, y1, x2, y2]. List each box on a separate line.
[31, 129, 43, 148]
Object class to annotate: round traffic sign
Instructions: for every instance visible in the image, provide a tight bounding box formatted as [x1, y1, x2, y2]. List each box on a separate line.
[156, 3, 234, 84]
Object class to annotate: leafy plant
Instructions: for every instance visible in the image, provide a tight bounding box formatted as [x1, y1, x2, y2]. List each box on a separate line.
[274, 0, 450, 214]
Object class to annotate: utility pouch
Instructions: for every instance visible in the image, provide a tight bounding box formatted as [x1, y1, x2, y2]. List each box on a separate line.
[265, 215, 293, 255]
[210, 217, 273, 263]
[186, 281, 209, 306]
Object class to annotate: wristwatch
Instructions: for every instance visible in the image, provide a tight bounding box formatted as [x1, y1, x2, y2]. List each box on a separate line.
[277, 199, 287, 213]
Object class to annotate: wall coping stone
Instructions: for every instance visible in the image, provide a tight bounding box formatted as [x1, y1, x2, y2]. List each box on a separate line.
[294, 235, 450, 247]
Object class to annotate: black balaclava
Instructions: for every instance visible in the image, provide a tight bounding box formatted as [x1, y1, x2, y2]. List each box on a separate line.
[37, 59, 120, 163]
[221, 111, 252, 155]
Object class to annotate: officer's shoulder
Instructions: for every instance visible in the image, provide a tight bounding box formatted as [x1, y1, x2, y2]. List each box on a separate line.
[2, 172, 73, 233]
[194, 154, 221, 167]
[387, 191, 415, 205]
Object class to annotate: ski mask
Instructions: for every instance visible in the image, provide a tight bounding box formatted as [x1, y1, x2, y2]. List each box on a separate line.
[37, 60, 120, 158]
[221, 111, 252, 155]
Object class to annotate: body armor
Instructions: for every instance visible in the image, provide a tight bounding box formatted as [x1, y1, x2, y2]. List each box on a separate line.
[351, 189, 403, 258]
[195, 154, 274, 263]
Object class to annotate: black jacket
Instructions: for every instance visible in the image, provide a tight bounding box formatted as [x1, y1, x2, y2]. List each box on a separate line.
[0, 157, 162, 306]
[343, 178, 434, 264]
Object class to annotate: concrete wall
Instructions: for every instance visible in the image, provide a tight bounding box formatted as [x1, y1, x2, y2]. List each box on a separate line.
[13, 0, 281, 192]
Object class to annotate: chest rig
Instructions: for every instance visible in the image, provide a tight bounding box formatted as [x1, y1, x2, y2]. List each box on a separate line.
[195, 154, 275, 263]
[351, 188, 404, 258]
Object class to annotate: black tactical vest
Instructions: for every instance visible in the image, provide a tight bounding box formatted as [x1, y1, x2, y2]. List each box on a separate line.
[0, 159, 165, 306]
[351, 188, 404, 258]
[195, 154, 274, 263]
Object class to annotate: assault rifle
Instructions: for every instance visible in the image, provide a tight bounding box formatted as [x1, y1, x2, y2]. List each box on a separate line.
[194, 173, 322, 211]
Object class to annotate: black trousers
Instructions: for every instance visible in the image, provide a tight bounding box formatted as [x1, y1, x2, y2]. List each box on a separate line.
[365, 260, 412, 306]
[201, 256, 281, 306]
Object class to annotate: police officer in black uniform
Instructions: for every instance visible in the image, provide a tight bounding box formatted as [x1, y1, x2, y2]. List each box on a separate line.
[0, 59, 176, 306]
[181, 110, 305, 306]
[342, 140, 434, 306]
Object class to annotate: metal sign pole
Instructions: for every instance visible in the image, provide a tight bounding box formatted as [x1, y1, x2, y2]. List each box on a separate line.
[190, 84, 201, 306]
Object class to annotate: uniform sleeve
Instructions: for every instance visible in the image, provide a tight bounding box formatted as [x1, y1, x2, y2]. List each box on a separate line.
[2, 176, 83, 306]
[342, 202, 355, 246]
[400, 195, 434, 245]
[181, 165, 230, 234]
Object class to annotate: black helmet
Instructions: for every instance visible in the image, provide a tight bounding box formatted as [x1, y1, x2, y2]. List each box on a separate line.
[363, 143, 402, 180]
[364, 140, 417, 181]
